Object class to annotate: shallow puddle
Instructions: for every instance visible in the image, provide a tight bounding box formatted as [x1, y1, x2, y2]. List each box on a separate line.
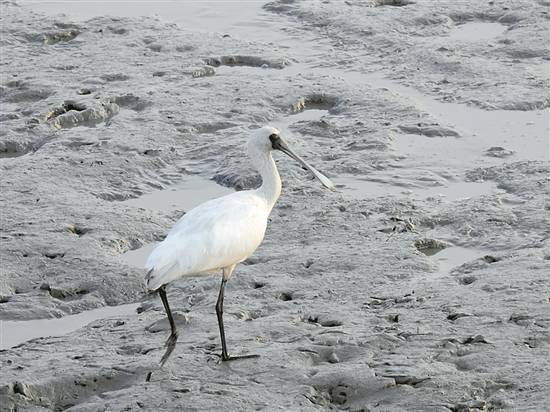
[431, 246, 487, 273]
[121, 242, 158, 269]
[19, 0, 267, 36]
[123, 175, 233, 212]
[361, 72, 549, 165]
[448, 21, 507, 42]
[0, 303, 139, 350]
[336, 175, 500, 201]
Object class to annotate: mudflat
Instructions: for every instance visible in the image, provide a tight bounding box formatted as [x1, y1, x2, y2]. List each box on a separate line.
[1, 1, 548, 410]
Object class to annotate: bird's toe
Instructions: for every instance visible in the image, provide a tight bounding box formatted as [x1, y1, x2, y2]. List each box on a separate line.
[159, 332, 178, 366]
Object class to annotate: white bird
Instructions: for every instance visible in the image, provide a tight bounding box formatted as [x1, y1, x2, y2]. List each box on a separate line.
[144, 126, 334, 375]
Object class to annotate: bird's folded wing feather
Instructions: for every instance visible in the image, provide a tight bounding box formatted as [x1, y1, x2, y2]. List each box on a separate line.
[145, 192, 268, 290]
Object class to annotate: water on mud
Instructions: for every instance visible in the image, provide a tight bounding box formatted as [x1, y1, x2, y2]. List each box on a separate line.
[431, 246, 487, 273]
[123, 175, 233, 212]
[19, 0, 267, 35]
[122, 242, 158, 269]
[336, 175, 501, 201]
[449, 21, 507, 42]
[0, 303, 139, 350]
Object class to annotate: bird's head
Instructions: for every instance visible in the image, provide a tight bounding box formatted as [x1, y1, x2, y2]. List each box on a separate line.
[247, 125, 334, 190]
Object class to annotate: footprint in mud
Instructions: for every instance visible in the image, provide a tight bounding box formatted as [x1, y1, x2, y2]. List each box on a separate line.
[305, 314, 344, 328]
[299, 342, 367, 366]
[458, 275, 477, 285]
[251, 281, 266, 289]
[290, 93, 338, 113]
[446, 311, 473, 321]
[146, 43, 163, 52]
[2, 81, 53, 103]
[204, 55, 289, 69]
[107, 26, 129, 35]
[307, 366, 395, 408]
[397, 123, 460, 137]
[100, 73, 131, 82]
[484, 146, 515, 158]
[277, 291, 294, 302]
[109, 94, 153, 111]
[188, 121, 237, 134]
[67, 223, 90, 236]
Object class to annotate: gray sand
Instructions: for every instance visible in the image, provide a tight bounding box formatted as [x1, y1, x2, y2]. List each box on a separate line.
[1, 0, 549, 410]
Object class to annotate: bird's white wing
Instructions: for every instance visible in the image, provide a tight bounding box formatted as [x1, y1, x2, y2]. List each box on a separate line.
[145, 191, 268, 291]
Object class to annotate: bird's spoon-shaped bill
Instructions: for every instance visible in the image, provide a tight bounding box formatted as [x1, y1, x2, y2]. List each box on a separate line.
[277, 140, 335, 190]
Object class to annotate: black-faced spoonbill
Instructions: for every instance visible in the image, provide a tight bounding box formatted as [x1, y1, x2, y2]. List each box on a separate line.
[145, 126, 334, 376]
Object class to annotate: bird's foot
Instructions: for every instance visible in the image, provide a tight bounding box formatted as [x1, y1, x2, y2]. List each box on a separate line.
[160, 331, 179, 367]
[224, 353, 260, 361]
[146, 331, 179, 382]
[209, 352, 259, 363]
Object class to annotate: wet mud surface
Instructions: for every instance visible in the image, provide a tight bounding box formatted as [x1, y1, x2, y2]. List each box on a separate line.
[1, 0, 549, 410]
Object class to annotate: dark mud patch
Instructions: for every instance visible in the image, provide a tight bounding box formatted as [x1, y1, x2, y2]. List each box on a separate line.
[373, 0, 415, 6]
[204, 55, 289, 69]
[100, 73, 131, 82]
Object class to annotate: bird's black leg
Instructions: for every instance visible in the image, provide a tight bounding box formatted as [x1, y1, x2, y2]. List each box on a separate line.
[215, 275, 259, 362]
[159, 284, 178, 366]
[216, 277, 230, 360]
[146, 284, 179, 382]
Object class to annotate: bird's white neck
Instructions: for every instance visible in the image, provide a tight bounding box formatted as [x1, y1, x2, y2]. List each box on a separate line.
[253, 151, 282, 210]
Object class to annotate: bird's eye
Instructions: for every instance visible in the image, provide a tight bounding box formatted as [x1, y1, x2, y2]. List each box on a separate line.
[269, 133, 282, 149]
